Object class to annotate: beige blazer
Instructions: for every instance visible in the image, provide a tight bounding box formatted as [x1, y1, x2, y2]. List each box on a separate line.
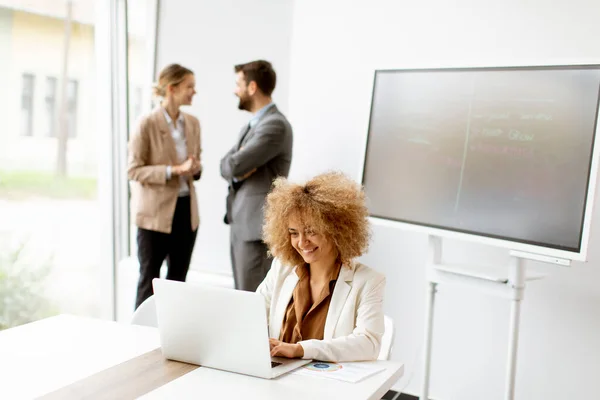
[256, 258, 386, 362]
[128, 107, 202, 234]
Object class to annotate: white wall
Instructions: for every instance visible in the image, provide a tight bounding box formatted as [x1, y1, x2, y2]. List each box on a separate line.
[288, 0, 600, 399]
[156, 0, 294, 274]
[156, 0, 600, 398]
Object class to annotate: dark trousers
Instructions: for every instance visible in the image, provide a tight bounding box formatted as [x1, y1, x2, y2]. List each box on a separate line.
[230, 229, 273, 292]
[135, 196, 197, 309]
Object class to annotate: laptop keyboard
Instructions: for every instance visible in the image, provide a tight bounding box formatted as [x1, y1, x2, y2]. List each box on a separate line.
[271, 361, 283, 368]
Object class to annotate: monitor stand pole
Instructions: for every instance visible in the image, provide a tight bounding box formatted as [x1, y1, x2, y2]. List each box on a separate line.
[420, 235, 545, 400]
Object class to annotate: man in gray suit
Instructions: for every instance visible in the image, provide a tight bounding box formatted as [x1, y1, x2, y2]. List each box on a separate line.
[220, 60, 293, 291]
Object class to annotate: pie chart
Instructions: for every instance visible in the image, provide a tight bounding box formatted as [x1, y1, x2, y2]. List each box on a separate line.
[303, 362, 343, 372]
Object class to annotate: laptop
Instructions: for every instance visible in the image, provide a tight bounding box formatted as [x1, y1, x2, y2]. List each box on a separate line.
[152, 278, 311, 379]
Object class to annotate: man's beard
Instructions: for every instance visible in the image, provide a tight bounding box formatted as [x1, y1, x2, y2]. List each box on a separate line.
[237, 95, 252, 111]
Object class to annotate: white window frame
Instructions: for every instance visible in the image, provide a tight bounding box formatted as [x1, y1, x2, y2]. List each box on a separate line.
[95, 0, 159, 320]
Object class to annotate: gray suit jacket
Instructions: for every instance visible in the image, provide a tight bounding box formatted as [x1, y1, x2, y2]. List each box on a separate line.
[220, 105, 293, 241]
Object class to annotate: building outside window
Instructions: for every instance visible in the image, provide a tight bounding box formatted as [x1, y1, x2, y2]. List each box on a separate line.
[45, 76, 57, 137]
[20, 73, 35, 136]
[67, 79, 78, 138]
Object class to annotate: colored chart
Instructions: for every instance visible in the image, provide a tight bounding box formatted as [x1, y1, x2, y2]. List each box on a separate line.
[303, 362, 343, 372]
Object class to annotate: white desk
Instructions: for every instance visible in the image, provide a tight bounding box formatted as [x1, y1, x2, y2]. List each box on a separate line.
[0, 315, 160, 400]
[139, 357, 403, 400]
[0, 315, 404, 400]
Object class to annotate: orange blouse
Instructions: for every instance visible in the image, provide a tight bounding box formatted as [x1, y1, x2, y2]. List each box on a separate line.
[279, 263, 342, 343]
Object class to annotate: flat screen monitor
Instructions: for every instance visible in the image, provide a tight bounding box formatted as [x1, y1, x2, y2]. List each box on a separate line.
[361, 65, 600, 261]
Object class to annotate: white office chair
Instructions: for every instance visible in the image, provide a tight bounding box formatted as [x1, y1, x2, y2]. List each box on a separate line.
[378, 315, 395, 360]
[130, 295, 158, 328]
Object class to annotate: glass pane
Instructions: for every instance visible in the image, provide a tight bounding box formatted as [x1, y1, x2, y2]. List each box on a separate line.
[127, 0, 155, 130]
[0, 0, 112, 330]
[123, 0, 157, 318]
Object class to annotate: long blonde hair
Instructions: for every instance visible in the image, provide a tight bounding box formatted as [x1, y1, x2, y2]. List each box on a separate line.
[152, 63, 194, 98]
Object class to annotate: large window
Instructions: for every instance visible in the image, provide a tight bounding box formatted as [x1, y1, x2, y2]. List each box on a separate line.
[0, 0, 158, 330]
[0, 0, 109, 330]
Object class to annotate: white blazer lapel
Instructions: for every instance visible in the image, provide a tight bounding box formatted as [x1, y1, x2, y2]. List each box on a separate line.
[323, 262, 356, 339]
[270, 269, 299, 339]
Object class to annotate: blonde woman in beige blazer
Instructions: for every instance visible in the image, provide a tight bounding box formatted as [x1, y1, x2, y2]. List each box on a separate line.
[257, 172, 386, 362]
[128, 64, 202, 309]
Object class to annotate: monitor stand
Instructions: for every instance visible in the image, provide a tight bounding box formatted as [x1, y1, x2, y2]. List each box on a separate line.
[420, 235, 557, 400]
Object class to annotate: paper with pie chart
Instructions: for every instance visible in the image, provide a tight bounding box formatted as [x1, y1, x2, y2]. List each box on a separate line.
[304, 362, 344, 372]
[291, 361, 385, 383]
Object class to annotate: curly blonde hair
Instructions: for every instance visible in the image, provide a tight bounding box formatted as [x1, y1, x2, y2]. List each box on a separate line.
[263, 172, 371, 267]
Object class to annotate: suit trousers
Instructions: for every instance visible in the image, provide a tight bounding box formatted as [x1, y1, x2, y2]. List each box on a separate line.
[135, 195, 197, 309]
[230, 229, 273, 292]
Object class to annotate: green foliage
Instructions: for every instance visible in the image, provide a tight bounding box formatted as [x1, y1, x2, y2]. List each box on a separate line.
[0, 170, 97, 200]
[0, 244, 58, 330]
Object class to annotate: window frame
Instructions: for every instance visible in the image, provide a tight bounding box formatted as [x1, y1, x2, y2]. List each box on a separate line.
[95, 0, 160, 320]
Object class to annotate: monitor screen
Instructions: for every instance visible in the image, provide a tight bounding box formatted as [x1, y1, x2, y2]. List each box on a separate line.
[362, 66, 600, 253]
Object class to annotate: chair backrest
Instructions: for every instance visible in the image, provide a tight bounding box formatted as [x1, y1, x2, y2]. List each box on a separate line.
[131, 295, 158, 328]
[378, 315, 395, 360]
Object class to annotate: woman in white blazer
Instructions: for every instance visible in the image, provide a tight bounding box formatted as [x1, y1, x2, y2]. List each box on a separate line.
[256, 172, 386, 362]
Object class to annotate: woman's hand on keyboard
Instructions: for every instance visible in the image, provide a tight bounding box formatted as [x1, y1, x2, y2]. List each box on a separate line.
[269, 338, 304, 358]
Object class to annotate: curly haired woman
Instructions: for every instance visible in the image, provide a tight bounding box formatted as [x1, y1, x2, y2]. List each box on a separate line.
[257, 172, 386, 362]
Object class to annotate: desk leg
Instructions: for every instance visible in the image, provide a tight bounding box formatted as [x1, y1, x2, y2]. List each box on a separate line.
[421, 280, 437, 400]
